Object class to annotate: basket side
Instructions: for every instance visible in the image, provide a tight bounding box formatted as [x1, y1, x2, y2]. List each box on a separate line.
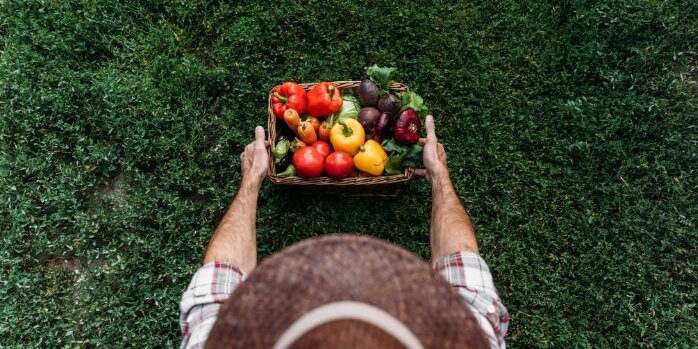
[267, 88, 279, 176]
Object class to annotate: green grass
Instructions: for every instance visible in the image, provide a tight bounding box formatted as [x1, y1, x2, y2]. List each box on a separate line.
[1, 0, 697, 347]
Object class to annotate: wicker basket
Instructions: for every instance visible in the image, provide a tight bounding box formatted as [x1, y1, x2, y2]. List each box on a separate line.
[267, 81, 414, 196]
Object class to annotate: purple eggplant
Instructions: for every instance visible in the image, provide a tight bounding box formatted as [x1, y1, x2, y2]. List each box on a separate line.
[358, 107, 381, 133]
[370, 112, 392, 142]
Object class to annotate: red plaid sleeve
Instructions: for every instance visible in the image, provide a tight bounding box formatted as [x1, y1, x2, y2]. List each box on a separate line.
[179, 262, 246, 349]
[433, 251, 509, 349]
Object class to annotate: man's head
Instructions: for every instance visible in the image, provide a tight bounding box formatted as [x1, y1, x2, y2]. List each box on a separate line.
[205, 235, 488, 349]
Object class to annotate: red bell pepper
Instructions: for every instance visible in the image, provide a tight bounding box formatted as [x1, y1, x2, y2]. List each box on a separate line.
[307, 82, 343, 117]
[271, 82, 307, 119]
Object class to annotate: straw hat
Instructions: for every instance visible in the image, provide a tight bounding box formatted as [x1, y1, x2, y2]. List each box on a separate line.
[206, 235, 488, 349]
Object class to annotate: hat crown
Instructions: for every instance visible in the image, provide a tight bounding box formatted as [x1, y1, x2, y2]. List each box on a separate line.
[206, 235, 489, 349]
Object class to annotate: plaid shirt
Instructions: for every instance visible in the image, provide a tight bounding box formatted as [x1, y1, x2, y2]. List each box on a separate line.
[179, 251, 509, 349]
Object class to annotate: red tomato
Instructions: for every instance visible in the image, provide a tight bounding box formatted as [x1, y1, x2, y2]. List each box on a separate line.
[311, 140, 331, 159]
[292, 147, 324, 178]
[325, 151, 354, 179]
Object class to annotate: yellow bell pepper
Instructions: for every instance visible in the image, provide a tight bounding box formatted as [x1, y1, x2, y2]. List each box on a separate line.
[353, 140, 388, 176]
[330, 118, 365, 156]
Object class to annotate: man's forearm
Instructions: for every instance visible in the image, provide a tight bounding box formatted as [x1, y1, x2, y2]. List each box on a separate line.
[430, 172, 479, 261]
[203, 178, 260, 273]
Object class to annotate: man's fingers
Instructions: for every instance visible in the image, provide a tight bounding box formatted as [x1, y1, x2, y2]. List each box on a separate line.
[254, 126, 265, 147]
[264, 140, 270, 148]
[414, 168, 427, 177]
[420, 137, 444, 150]
[425, 114, 437, 142]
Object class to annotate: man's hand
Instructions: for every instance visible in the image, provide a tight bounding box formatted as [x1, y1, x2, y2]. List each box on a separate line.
[204, 126, 268, 271]
[417, 114, 480, 258]
[240, 126, 270, 188]
[415, 114, 448, 185]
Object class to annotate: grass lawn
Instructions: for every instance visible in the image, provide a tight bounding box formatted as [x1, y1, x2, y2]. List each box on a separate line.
[1, 0, 697, 347]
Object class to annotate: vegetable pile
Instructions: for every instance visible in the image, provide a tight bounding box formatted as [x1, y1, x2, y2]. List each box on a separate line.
[271, 65, 428, 179]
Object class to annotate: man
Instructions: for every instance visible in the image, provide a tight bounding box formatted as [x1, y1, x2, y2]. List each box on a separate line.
[180, 115, 509, 348]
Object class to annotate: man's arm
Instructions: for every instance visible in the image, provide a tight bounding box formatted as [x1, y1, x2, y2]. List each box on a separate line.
[179, 127, 269, 349]
[203, 179, 260, 273]
[418, 115, 509, 348]
[416, 115, 479, 261]
[429, 173, 479, 259]
[203, 126, 269, 273]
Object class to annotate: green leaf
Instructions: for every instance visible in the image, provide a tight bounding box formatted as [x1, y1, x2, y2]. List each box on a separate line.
[381, 138, 423, 173]
[381, 137, 405, 153]
[402, 145, 423, 168]
[330, 95, 360, 124]
[384, 155, 404, 175]
[400, 91, 429, 117]
[367, 65, 396, 95]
